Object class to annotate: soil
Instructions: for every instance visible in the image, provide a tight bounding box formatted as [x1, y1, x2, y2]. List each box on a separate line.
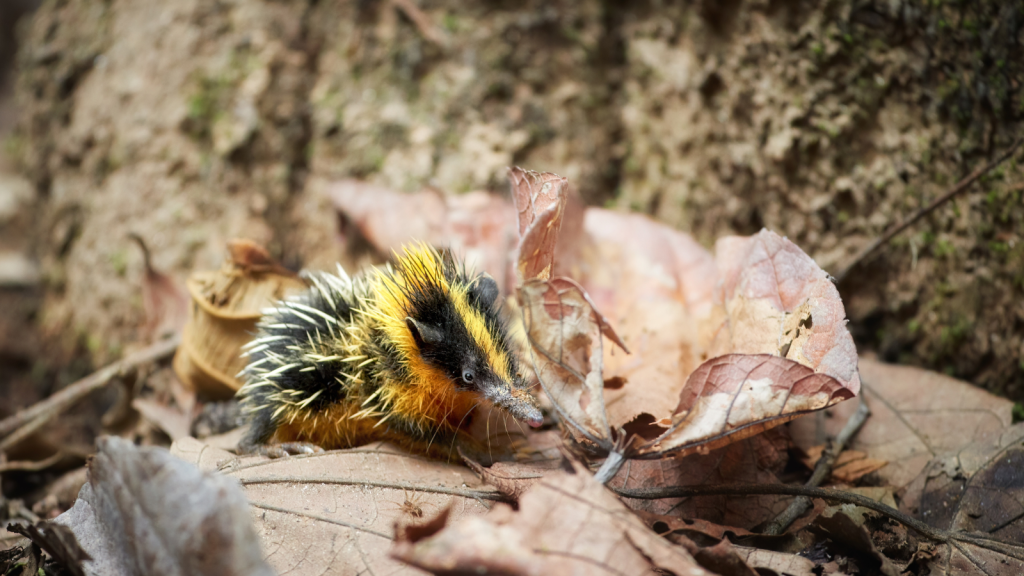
[3, 0, 1024, 402]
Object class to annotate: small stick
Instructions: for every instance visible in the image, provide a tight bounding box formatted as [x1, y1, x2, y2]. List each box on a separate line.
[0, 451, 65, 473]
[834, 137, 1023, 282]
[238, 475, 511, 502]
[762, 398, 870, 535]
[390, 0, 448, 47]
[0, 336, 181, 449]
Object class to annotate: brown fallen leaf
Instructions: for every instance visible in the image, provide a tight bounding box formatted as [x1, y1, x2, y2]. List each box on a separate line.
[907, 423, 1024, 545]
[330, 180, 520, 294]
[172, 437, 500, 575]
[392, 458, 714, 575]
[5, 522, 90, 576]
[811, 505, 902, 576]
[612, 431, 793, 529]
[801, 445, 888, 484]
[790, 357, 1014, 493]
[732, 546, 817, 576]
[131, 398, 190, 441]
[54, 436, 274, 576]
[461, 454, 567, 500]
[130, 234, 189, 342]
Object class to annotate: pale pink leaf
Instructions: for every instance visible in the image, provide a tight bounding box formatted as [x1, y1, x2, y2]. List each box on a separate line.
[508, 167, 568, 282]
[637, 354, 855, 457]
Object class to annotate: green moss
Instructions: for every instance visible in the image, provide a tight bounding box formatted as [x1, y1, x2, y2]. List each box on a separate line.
[989, 241, 1009, 255]
[1013, 402, 1024, 423]
[939, 316, 971, 347]
[907, 318, 921, 334]
[933, 237, 956, 259]
[109, 249, 128, 277]
[442, 13, 459, 32]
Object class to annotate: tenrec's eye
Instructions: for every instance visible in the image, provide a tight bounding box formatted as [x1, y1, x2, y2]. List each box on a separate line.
[462, 370, 475, 384]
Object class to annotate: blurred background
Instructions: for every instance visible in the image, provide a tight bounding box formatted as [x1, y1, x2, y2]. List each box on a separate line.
[1, 0, 1022, 502]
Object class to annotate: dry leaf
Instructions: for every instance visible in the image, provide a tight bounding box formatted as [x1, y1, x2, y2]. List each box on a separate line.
[173, 239, 306, 398]
[54, 436, 273, 576]
[733, 546, 817, 576]
[130, 234, 189, 341]
[172, 437, 499, 575]
[131, 398, 190, 441]
[330, 180, 519, 293]
[519, 278, 618, 447]
[508, 166, 569, 281]
[801, 445, 888, 484]
[579, 209, 718, 429]
[392, 458, 713, 575]
[641, 353, 856, 457]
[613, 432, 793, 529]
[908, 423, 1024, 542]
[506, 168, 859, 461]
[790, 357, 1014, 492]
[5, 522, 90, 576]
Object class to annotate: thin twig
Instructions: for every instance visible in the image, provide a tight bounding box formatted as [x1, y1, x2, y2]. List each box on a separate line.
[763, 398, 870, 535]
[0, 451, 65, 473]
[238, 475, 511, 502]
[390, 0, 448, 47]
[248, 501, 392, 539]
[221, 446, 438, 474]
[834, 137, 1023, 282]
[0, 336, 181, 451]
[612, 483, 1024, 561]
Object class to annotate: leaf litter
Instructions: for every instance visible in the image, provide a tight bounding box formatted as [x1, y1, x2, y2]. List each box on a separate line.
[9, 167, 1024, 575]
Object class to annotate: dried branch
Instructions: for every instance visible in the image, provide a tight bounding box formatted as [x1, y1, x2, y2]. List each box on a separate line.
[0, 451, 65, 473]
[0, 336, 181, 452]
[834, 137, 1023, 282]
[762, 398, 870, 535]
[390, 0, 448, 47]
[613, 483, 1024, 561]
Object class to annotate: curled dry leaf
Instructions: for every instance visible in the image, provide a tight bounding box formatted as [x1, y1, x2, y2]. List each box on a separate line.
[508, 166, 568, 281]
[172, 239, 306, 398]
[54, 436, 274, 576]
[172, 437, 498, 575]
[392, 459, 713, 576]
[519, 278, 618, 446]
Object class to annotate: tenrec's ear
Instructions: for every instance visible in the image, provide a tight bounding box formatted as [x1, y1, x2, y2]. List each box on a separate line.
[473, 274, 500, 308]
[406, 317, 444, 348]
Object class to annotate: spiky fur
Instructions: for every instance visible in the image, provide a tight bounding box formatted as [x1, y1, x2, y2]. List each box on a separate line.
[237, 243, 540, 458]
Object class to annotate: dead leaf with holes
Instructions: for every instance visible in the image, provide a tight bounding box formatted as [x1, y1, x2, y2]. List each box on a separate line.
[509, 167, 860, 461]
